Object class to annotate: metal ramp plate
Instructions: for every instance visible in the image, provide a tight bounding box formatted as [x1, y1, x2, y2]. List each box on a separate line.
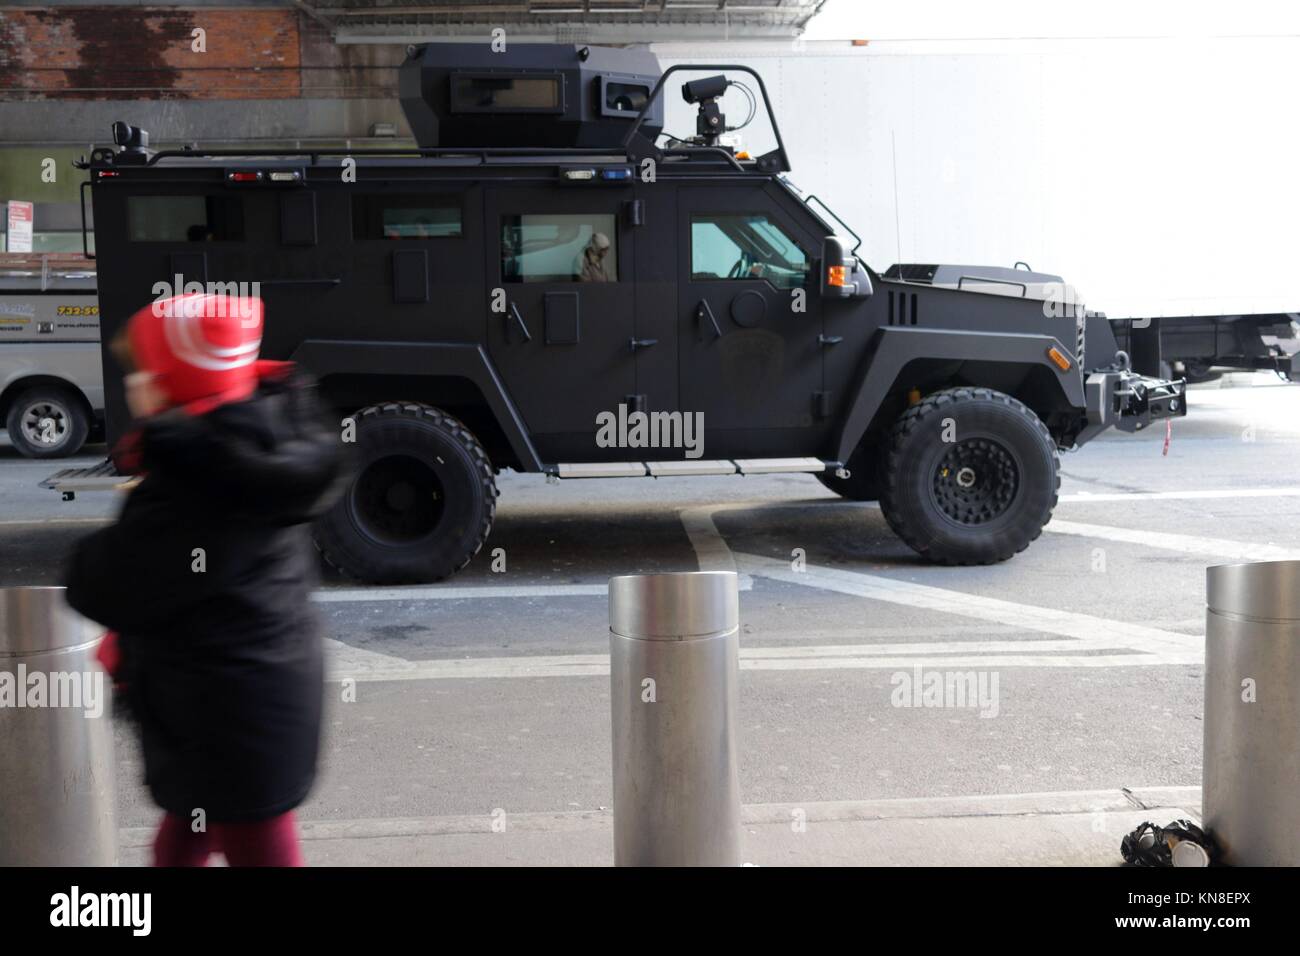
[41, 459, 135, 495]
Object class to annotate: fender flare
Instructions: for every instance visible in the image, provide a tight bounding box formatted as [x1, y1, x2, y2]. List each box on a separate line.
[833, 326, 1085, 462]
[289, 339, 543, 472]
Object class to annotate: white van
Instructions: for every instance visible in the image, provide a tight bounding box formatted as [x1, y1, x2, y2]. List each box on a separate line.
[0, 255, 102, 458]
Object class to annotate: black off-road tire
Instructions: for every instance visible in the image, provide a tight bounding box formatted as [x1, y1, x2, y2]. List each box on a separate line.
[314, 402, 497, 583]
[879, 387, 1058, 565]
[816, 434, 883, 501]
[5, 385, 90, 459]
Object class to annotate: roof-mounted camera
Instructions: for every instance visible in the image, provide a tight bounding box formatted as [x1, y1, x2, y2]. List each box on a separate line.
[681, 74, 732, 147]
[112, 122, 147, 150]
[681, 75, 730, 104]
[110, 122, 152, 165]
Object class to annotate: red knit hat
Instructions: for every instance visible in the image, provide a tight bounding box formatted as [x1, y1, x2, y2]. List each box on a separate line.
[126, 293, 264, 414]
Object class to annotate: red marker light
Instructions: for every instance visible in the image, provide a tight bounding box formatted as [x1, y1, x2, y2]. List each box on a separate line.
[227, 171, 262, 183]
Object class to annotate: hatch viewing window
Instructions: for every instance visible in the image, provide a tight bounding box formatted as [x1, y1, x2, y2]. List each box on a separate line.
[352, 195, 462, 240]
[127, 195, 244, 242]
[501, 213, 617, 283]
[691, 213, 809, 289]
[450, 73, 562, 113]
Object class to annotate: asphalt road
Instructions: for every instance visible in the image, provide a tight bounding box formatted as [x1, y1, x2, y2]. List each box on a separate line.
[2, 374, 1297, 840]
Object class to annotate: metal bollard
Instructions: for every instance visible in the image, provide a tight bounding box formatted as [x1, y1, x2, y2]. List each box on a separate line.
[609, 571, 741, 866]
[0, 587, 116, 865]
[1203, 560, 1300, 866]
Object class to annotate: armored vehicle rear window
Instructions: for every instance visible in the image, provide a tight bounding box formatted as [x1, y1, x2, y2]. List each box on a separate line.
[127, 195, 244, 242]
[691, 213, 809, 290]
[501, 214, 617, 284]
[352, 195, 462, 239]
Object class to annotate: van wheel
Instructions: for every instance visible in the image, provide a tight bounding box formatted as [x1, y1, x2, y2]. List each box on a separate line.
[5, 386, 89, 458]
[816, 435, 882, 501]
[314, 403, 497, 584]
[879, 387, 1058, 565]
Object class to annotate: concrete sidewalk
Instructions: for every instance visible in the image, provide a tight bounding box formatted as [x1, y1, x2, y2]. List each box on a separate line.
[116, 786, 1201, 866]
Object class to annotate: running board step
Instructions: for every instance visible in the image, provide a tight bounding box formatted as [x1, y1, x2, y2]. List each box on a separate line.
[733, 457, 827, 475]
[554, 458, 831, 479]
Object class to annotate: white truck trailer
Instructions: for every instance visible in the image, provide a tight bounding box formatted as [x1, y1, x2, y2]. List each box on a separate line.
[657, 34, 1300, 378]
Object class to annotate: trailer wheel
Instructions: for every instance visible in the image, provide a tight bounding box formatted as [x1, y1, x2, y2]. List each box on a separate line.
[5, 386, 90, 459]
[879, 387, 1058, 565]
[314, 402, 497, 584]
[1177, 360, 1221, 384]
[816, 434, 883, 501]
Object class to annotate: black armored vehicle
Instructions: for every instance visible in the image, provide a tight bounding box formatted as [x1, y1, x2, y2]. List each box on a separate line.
[68, 43, 1185, 583]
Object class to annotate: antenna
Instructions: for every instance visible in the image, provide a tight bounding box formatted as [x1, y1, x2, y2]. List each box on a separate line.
[891, 129, 902, 266]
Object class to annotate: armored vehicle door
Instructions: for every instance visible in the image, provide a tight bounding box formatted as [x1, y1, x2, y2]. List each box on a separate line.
[677, 185, 824, 453]
[485, 187, 637, 457]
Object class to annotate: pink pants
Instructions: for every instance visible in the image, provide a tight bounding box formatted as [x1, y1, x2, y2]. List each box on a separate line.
[152, 810, 305, 867]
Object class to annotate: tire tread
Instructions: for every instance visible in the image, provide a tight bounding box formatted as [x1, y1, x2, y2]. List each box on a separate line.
[879, 386, 1059, 565]
[314, 402, 498, 583]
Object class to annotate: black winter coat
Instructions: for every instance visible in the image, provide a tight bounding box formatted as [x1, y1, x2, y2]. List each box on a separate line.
[65, 371, 345, 822]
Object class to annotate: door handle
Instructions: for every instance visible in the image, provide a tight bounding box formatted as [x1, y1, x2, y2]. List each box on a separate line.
[506, 301, 532, 343]
[629, 337, 658, 352]
[694, 299, 722, 339]
[818, 334, 844, 346]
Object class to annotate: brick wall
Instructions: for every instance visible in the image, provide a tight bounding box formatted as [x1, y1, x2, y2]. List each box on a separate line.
[0, 7, 303, 99]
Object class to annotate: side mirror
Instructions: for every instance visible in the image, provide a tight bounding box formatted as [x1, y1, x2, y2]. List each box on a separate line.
[820, 235, 872, 299]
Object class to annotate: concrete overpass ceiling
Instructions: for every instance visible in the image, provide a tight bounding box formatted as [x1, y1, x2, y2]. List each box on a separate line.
[295, 0, 831, 43]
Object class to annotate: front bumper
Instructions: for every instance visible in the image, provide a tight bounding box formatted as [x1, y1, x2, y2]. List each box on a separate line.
[1078, 369, 1187, 443]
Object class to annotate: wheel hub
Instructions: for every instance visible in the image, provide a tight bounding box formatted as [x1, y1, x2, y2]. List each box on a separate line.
[350, 455, 444, 545]
[933, 438, 1019, 525]
[21, 403, 68, 446]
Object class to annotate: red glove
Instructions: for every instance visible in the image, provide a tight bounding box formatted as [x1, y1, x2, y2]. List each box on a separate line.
[95, 630, 124, 684]
[109, 428, 145, 476]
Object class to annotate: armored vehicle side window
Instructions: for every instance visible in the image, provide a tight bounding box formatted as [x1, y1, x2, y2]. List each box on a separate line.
[691, 213, 809, 289]
[352, 195, 462, 239]
[127, 195, 244, 242]
[501, 214, 618, 283]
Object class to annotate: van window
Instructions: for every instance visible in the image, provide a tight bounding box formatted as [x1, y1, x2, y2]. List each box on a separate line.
[352, 195, 462, 239]
[127, 195, 244, 241]
[691, 213, 809, 289]
[501, 213, 617, 283]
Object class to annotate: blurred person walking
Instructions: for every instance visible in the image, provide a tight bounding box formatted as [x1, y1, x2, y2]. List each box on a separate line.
[64, 293, 347, 866]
